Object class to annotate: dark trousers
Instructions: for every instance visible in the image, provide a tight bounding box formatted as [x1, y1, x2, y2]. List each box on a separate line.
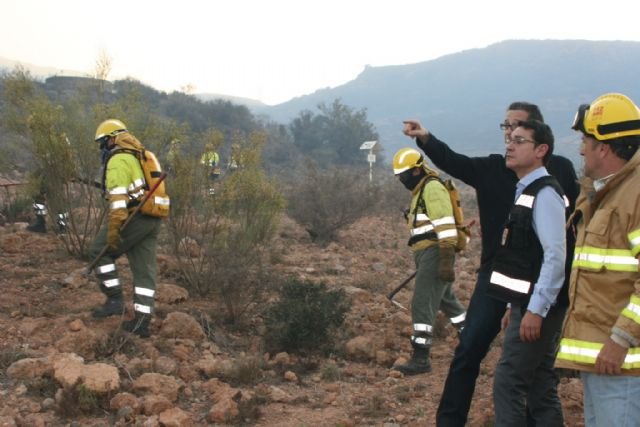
[89, 214, 161, 314]
[413, 246, 466, 330]
[493, 304, 566, 427]
[436, 268, 506, 427]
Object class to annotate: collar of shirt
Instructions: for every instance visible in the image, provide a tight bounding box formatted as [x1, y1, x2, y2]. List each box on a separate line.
[594, 173, 615, 192]
[515, 166, 549, 200]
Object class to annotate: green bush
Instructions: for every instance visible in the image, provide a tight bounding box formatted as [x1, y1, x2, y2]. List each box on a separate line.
[264, 280, 350, 355]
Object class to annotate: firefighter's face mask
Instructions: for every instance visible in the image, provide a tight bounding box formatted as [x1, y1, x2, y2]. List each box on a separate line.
[96, 135, 111, 151]
[96, 136, 112, 165]
[397, 168, 424, 191]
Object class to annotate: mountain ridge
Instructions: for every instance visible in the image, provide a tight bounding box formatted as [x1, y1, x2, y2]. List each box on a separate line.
[256, 39, 640, 164]
[4, 39, 640, 165]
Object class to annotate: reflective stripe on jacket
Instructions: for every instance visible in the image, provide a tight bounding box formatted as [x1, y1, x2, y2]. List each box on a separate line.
[103, 134, 147, 230]
[407, 176, 457, 252]
[556, 149, 640, 375]
[488, 175, 567, 304]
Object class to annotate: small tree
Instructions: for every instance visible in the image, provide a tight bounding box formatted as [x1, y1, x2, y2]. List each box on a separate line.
[2, 68, 105, 256]
[289, 99, 379, 167]
[167, 131, 285, 323]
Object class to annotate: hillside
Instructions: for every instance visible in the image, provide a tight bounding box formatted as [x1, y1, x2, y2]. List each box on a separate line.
[257, 39, 640, 164]
[0, 209, 584, 426]
[5, 40, 640, 168]
[0, 57, 85, 81]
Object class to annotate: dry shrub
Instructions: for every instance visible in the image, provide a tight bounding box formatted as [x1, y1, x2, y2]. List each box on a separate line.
[56, 379, 110, 418]
[166, 132, 285, 323]
[223, 354, 265, 387]
[0, 345, 28, 374]
[285, 161, 381, 244]
[94, 328, 140, 360]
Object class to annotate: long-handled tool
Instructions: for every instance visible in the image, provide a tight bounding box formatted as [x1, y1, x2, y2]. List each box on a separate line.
[86, 172, 167, 275]
[387, 271, 417, 311]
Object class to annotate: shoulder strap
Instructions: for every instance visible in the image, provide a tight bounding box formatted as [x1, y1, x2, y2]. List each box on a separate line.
[102, 148, 144, 192]
[105, 147, 141, 163]
[522, 175, 565, 200]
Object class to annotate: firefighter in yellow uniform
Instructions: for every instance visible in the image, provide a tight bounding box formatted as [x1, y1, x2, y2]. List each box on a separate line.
[89, 119, 161, 338]
[555, 93, 640, 425]
[166, 139, 181, 175]
[393, 148, 466, 375]
[200, 143, 221, 195]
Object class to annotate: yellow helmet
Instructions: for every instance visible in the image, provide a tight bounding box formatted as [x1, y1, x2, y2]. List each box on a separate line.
[95, 119, 127, 142]
[392, 148, 424, 175]
[572, 93, 640, 141]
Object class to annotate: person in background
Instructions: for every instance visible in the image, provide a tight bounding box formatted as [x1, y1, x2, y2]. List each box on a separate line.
[200, 143, 221, 195]
[403, 101, 578, 426]
[392, 147, 466, 376]
[166, 139, 181, 175]
[89, 119, 162, 338]
[555, 93, 640, 426]
[489, 120, 567, 426]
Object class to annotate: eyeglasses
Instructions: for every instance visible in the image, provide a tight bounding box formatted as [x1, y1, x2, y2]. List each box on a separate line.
[505, 136, 536, 145]
[499, 122, 519, 131]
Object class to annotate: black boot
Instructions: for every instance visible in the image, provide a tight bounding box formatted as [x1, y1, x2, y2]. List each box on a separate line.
[121, 313, 151, 338]
[56, 212, 69, 234]
[27, 216, 47, 233]
[453, 320, 465, 337]
[91, 295, 124, 318]
[396, 347, 432, 376]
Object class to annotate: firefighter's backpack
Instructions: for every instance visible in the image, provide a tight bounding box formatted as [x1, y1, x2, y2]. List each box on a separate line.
[110, 148, 171, 218]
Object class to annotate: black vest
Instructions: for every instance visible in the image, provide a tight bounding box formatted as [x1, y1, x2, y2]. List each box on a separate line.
[487, 175, 568, 305]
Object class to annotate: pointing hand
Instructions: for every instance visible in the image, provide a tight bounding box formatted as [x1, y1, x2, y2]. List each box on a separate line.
[402, 120, 429, 139]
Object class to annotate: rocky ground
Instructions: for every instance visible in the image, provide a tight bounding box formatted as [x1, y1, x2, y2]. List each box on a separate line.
[0, 213, 584, 426]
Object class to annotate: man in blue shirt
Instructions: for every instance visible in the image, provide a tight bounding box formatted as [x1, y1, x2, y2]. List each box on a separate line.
[489, 120, 566, 426]
[403, 102, 578, 426]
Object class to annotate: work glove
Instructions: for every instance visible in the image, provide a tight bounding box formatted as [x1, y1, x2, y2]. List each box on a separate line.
[438, 245, 456, 282]
[106, 210, 127, 251]
[107, 226, 121, 251]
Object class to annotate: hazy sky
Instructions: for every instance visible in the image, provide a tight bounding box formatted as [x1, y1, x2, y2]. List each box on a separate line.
[2, 0, 639, 105]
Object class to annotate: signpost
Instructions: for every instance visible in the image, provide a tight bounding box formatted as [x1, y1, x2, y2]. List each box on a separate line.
[360, 140, 378, 183]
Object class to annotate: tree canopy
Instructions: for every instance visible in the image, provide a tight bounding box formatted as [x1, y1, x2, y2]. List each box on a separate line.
[289, 99, 379, 167]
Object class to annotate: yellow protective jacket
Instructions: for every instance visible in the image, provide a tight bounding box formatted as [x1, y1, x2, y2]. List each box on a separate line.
[407, 171, 458, 253]
[104, 133, 146, 233]
[556, 149, 640, 374]
[200, 151, 220, 167]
